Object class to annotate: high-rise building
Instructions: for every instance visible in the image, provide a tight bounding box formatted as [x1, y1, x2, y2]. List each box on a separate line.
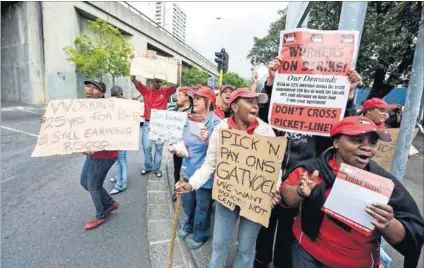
[153, 2, 187, 42]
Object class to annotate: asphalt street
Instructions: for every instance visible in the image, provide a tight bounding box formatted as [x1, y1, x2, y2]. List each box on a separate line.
[1, 108, 151, 268]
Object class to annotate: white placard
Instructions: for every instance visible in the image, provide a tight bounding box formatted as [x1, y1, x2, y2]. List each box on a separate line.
[149, 109, 188, 144]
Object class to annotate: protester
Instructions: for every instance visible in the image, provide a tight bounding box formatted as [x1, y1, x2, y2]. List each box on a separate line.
[41, 80, 120, 230]
[255, 56, 362, 268]
[250, 71, 259, 92]
[214, 84, 236, 119]
[170, 86, 221, 249]
[171, 86, 194, 202]
[108, 85, 129, 195]
[361, 98, 392, 129]
[175, 88, 281, 267]
[130, 55, 181, 178]
[280, 116, 424, 268]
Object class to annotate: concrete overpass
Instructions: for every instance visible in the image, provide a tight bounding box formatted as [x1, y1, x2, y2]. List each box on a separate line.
[1, 1, 218, 104]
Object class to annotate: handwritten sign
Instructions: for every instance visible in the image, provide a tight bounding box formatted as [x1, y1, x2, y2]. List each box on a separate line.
[32, 98, 141, 157]
[373, 128, 419, 172]
[269, 29, 359, 136]
[212, 129, 287, 227]
[130, 51, 179, 83]
[149, 109, 188, 144]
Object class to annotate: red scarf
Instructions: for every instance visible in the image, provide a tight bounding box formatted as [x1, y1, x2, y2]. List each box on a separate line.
[227, 116, 259, 135]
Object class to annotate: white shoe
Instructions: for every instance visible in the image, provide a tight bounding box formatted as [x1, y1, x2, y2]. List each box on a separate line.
[110, 188, 120, 195]
[110, 177, 116, 183]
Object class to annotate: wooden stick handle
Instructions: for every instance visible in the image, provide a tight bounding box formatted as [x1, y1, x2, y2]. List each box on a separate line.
[167, 174, 185, 268]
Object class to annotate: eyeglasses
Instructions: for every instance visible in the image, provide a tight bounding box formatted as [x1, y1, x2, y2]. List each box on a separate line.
[346, 133, 379, 146]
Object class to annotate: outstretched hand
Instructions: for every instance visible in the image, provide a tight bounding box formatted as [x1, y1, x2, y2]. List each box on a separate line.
[297, 170, 319, 198]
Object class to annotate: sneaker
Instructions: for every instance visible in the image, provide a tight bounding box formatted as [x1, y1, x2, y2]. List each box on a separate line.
[110, 177, 116, 183]
[110, 188, 125, 195]
[153, 170, 162, 178]
[186, 237, 206, 250]
[84, 217, 107, 230]
[106, 202, 120, 213]
[141, 169, 150, 175]
[177, 227, 190, 239]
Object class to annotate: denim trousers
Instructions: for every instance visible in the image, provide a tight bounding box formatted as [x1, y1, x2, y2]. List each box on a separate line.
[209, 203, 262, 268]
[291, 240, 331, 268]
[181, 184, 212, 242]
[80, 156, 117, 219]
[142, 121, 164, 171]
[114, 151, 128, 191]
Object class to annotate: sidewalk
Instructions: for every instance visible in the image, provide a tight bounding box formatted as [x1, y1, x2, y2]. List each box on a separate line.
[159, 134, 424, 268]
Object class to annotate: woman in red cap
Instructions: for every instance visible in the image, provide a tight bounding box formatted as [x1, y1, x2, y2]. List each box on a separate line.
[361, 98, 392, 129]
[279, 116, 424, 268]
[170, 86, 222, 249]
[214, 84, 236, 119]
[175, 88, 281, 267]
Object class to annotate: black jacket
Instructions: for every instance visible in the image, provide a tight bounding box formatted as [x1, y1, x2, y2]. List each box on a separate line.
[288, 149, 424, 268]
[259, 82, 358, 173]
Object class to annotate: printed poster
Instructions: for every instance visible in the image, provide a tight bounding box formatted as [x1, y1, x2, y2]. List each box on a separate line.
[268, 28, 359, 136]
[323, 163, 394, 236]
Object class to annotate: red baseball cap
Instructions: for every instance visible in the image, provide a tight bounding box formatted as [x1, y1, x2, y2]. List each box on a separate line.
[179, 86, 194, 99]
[229, 88, 268, 105]
[330, 116, 392, 142]
[195, 86, 216, 105]
[220, 84, 236, 93]
[362, 98, 391, 110]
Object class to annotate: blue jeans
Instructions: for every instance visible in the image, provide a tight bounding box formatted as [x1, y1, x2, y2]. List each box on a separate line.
[80, 156, 117, 219]
[142, 121, 164, 172]
[209, 203, 262, 268]
[181, 183, 212, 242]
[114, 151, 128, 191]
[291, 240, 331, 268]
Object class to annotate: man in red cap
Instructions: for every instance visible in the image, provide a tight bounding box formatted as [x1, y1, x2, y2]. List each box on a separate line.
[361, 98, 392, 129]
[214, 84, 236, 119]
[130, 56, 181, 178]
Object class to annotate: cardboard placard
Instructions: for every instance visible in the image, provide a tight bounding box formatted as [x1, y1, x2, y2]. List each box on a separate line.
[130, 50, 179, 83]
[149, 109, 188, 144]
[268, 29, 359, 136]
[212, 129, 287, 227]
[373, 128, 419, 172]
[32, 98, 141, 157]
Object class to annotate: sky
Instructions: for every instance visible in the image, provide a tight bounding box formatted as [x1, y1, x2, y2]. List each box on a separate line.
[128, 1, 287, 79]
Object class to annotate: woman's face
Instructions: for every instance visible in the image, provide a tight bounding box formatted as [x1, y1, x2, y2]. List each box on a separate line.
[232, 97, 259, 124]
[334, 133, 378, 169]
[193, 95, 208, 114]
[177, 91, 189, 107]
[221, 88, 233, 105]
[365, 108, 389, 125]
[85, 85, 104, 98]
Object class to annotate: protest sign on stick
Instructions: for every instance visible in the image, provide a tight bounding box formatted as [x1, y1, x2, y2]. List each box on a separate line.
[149, 109, 188, 144]
[373, 128, 419, 172]
[32, 98, 141, 157]
[323, 163, 394, 236]
[130, 50, 179, 83]
[268, 29, 359, 136]
[212, 129, 287, 227]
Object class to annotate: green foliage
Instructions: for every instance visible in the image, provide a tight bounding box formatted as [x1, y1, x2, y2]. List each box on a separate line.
[181, 67, 209, 86]
[247, 9, 287, 66]
[63, 18, 133, 84]
[247, 2, 422, 97]
[222, 72, 250, 88]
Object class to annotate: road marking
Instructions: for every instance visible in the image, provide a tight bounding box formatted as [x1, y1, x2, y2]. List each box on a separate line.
[1, 125, 38, 138]
[148, 190, 168, 193]
[17, 109, 38, 114]
[1, 176, 17, 184]
[149, 239, 170, 245]
[148, 219, 171, 223]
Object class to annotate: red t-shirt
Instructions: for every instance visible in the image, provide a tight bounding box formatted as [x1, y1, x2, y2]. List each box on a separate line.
[135, 81, 177, 120]
[92, 150, 118, 159]
[280, 158, 381, 268]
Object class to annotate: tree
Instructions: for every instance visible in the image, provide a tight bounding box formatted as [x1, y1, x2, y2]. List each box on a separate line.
[247, 2, 422, 99]
[247, 8, 287, 66]
[222, 72, 250, 88]
[63, 18, 133, 85]
[181, 67, 209, 86]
